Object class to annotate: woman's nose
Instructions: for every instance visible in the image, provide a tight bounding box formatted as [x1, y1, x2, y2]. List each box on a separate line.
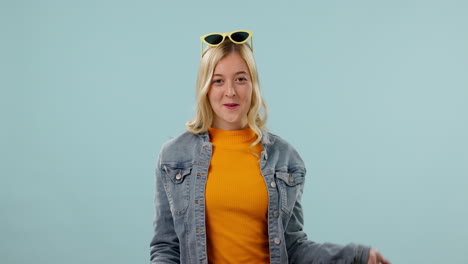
[224, 82, 236, 97]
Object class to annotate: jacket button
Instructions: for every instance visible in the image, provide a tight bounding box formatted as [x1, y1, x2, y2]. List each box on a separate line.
[274, 237, 281, 245]
[273, 210, 279, 217]
[175, 173, 182, 180]
[270, 182, 276, 188]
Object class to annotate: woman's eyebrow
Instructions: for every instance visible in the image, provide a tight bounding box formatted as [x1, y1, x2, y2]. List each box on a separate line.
[213, 71, 248, 77]
[235, 71, 248, 75]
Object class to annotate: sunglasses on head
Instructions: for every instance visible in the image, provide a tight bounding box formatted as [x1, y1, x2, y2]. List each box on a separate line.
[200, 30, 253, 58]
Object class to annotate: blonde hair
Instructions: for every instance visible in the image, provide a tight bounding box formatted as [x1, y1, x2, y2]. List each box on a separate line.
[186, 39, 268, 147]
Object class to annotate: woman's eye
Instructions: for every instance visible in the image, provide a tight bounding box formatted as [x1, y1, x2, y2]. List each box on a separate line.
[213, 79, 223, 84]
[237, 77, 247, 82]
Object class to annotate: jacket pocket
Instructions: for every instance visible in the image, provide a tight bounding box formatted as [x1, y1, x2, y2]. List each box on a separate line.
[275, 169, 305, 215]
[162, 163, 193, 215]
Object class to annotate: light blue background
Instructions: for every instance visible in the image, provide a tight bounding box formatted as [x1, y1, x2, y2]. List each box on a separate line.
[1, 0, 467, 263]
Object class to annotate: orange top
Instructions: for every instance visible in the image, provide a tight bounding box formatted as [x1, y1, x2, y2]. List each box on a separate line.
[205, 127, 270, 264]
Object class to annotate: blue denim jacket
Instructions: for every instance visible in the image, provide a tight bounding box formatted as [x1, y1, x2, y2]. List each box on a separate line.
[150, 129, 370, 264]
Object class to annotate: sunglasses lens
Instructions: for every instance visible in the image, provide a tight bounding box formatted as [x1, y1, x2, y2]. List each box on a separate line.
[204, 34, 224, 45]
[231, 31, 250, 43]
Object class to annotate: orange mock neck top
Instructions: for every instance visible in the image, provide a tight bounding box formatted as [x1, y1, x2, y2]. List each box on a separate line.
[205, 127, 270, 264]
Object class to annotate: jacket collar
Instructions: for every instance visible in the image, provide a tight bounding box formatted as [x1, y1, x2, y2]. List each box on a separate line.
[197, 127, 274, 147]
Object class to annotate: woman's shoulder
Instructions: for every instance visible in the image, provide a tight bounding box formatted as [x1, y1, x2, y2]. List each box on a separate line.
[156, 130, 208, 165]
[159, 130, 204, 152]
[263, 130, 306, 170]
[263, 130, 296, 149]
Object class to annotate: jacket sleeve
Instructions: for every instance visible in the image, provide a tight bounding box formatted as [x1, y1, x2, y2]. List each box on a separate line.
[285, 184, 371, 264]
[149, 153, 180, 264]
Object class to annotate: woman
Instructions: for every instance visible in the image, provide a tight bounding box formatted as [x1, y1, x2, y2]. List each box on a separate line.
[150, 30, 390, 264]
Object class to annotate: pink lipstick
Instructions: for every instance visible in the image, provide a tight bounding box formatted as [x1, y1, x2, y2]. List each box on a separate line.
[223, 103, 239, 110]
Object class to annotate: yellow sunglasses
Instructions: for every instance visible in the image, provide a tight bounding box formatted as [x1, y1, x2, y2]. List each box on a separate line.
[200, 30, 253, 58]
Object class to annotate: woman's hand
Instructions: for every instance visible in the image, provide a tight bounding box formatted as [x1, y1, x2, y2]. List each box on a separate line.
[367, 248, 390, 264]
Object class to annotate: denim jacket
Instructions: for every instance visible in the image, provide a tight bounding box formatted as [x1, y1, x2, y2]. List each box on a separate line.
[150, 129, 370, 264]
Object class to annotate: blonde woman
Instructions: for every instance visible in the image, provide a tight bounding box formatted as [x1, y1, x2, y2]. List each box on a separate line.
[150, 30, 390, 264]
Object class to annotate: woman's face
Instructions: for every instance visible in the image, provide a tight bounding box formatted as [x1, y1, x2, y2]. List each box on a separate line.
[208, 52, 253, 130]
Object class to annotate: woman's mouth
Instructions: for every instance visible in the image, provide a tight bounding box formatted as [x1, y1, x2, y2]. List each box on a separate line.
[223, 103, 239, 110]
